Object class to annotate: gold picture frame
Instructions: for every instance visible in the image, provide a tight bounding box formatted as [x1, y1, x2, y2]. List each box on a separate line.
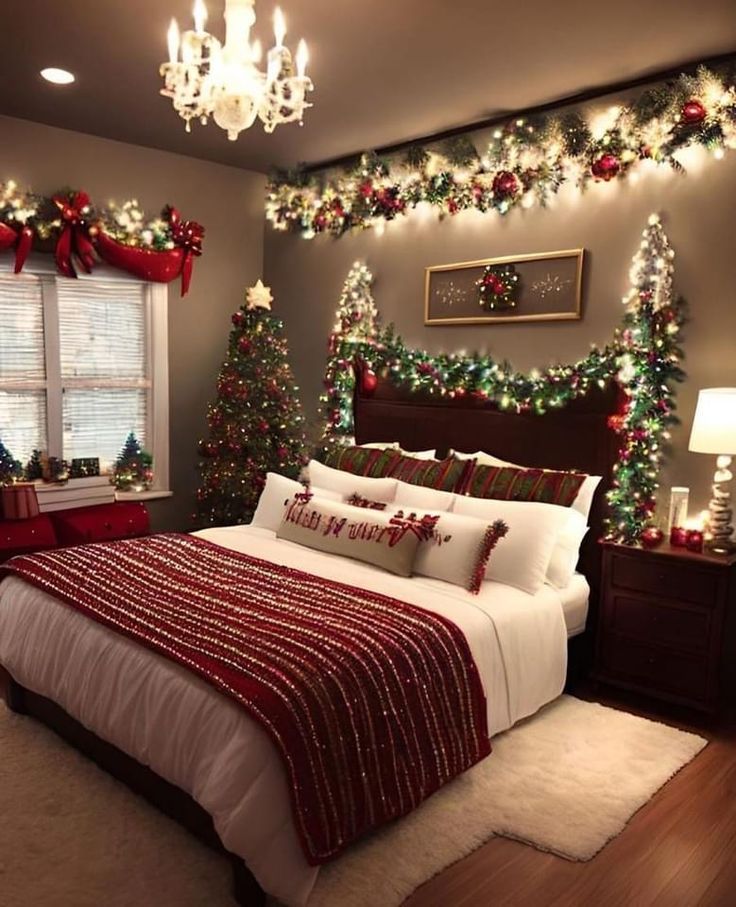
[424, 249, 585, 326]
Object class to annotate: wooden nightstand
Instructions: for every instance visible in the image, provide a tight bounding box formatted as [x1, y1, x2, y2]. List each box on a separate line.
[595, 541, 736, 712]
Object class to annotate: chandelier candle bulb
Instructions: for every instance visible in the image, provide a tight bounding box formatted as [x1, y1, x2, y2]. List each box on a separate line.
[273, 7, 286, 46]
[193, 0, 208, 34]
[296, 39, 308, 78]
[167, 19, 180, 63]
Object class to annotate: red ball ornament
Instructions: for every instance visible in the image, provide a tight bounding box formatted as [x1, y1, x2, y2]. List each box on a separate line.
[492, 170, 519, 198]
[238, 336, 252, 353]
[681, 99, 707, 125]
[231, 311, 245, 328]
[591, 153, 620, 181]
[361, 369, 378, 394]
[277, 445, 288, 460]
[640, 526, 664, 549]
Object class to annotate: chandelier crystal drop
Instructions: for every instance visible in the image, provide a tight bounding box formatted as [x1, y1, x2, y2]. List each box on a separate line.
[160, 0, 313, 141]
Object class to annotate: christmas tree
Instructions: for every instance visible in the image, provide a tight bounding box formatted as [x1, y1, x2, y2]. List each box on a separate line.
[111, 432, 153, 491]
[0, 438, 22, 485]
[25, 449, 43, 481]
[195, 280, 308, 527]
[320, 262, 380, 447]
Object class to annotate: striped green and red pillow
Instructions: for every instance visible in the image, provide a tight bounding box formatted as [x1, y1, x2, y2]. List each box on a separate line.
[323, 445, 402, 478]
[386, 454, 471, 493]
[459, 463, 587, 507]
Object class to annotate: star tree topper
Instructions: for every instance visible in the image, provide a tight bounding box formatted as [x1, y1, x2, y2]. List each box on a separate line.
[246, 279, 273, 311]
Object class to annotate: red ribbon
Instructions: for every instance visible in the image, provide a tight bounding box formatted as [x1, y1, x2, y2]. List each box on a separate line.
[0, 222, 33, 273]
[166, 205, 204, 296]
[53, 191, 97, 278]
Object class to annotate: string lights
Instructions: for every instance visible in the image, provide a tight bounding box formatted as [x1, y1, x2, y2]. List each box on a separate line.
[319, 216, 685, 543]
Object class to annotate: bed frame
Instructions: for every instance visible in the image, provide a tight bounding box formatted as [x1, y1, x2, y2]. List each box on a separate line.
[1, 364, 624, 907]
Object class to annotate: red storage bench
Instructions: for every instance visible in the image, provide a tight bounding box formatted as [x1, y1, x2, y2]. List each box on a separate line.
[0, 514, 58, 564]
[50, 502, 150, 547]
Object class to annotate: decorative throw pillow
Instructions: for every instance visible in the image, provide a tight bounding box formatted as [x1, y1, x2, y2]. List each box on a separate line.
[387, 455, 471, 493]
[307, 460, 398, 503]
[404, 509, 508, 594]
[322, 444, 402, 478]
[394, 481, 455, 512]
[252, 473, 343, 532]
[460, 463, 587, 508]
[276, 496, 423, 577]
[546, 508, 589, 589]
[346, 493, 387, 511]
[452, 496, 570, 594]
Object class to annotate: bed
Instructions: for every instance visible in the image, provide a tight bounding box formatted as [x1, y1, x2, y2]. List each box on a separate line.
[0, 368, 621, 907]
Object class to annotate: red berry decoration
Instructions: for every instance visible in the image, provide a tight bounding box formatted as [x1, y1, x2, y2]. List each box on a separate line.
[681, 99, 707, 125]
[640, 526, 664, 549]
[361, 369, 378, 394]
[492, 170, 519, 199]
[591, 153, 621, 181]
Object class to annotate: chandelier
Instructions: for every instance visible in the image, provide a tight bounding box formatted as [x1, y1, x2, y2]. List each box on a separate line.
[160, 0, 313, 141]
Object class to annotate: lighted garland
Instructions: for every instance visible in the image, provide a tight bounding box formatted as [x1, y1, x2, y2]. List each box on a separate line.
[476, 263, 520, 311]
[319, 215, 685, 543]
[268, 64, 736, 238]
[0, 181, 204, 294]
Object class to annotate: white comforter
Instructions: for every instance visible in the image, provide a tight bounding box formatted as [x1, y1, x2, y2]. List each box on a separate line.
[0, 525, 568, 906]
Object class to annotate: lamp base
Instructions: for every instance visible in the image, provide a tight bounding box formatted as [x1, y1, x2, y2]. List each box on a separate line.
[706, 454, 733, 552]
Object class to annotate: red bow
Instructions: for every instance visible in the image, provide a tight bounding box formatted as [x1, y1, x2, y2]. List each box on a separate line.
[0, 221, 33, 273]
[166, 206, 204, 296]
[53, 191, 96, 278]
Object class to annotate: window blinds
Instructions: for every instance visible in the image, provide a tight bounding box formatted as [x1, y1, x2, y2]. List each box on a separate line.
[0, 274, 47, 459]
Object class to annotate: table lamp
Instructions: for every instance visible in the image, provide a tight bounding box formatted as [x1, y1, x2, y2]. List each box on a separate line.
[688, 388, 736, 553]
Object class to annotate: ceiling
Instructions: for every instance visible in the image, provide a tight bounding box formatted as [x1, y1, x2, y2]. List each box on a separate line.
[2, 0, 735, 174]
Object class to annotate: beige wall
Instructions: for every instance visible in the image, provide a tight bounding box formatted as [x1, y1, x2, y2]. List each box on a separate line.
[0, 114, 266, 531]
[265, 145, 736, 521]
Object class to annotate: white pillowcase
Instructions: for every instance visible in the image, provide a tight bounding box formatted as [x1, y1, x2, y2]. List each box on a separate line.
[546, 509, 589, 589]
[251, 472, 342, 532]
[359, 441, 401, 449]
[450, 449, 601, 523]
[452, 496, 569, 594]
[394, 481, 454, 512]
[307, 460, 398, 503]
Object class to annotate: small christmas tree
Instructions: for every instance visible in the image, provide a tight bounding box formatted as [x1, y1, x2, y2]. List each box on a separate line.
[320, 262, 380, 447]
[0, 438, 23, 485]
[111, 432, 153, 491]
[195, 280, 308, 527]
[25, 449, 44, 481]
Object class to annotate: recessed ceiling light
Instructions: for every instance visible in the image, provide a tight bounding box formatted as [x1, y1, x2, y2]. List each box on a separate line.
[40, 67, 75, 85]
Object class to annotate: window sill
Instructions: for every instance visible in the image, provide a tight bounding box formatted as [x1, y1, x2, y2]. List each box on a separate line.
[115, 490, 173, 502]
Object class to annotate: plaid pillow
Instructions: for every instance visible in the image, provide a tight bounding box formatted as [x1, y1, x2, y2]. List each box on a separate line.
[460, 463, 587, 507]
[387, 455, 471, 493]
[323, 445, 402, 478]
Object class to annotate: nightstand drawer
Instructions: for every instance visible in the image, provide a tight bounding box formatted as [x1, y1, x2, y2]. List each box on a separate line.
[601, 635, 708, 700]
[610, 554, 718, 606]
[605, 593, 712, 655]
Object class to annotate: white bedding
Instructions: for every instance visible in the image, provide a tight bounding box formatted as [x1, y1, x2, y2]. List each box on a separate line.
[0, 525, 570, 906]
[560, 573, 590, 638]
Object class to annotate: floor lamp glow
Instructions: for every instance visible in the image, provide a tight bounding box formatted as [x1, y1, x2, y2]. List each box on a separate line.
[688, 388, 736, 553]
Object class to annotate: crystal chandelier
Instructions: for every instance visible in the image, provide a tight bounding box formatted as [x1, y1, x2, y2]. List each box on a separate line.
[160, 0, 313, 141]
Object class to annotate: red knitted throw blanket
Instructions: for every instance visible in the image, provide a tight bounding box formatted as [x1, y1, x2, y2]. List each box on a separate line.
[3, 533, 491, 863]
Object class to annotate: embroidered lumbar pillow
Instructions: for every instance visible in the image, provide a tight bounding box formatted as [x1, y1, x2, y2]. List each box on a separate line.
[276, 495, 425, 577]
[251, 472, 343, 532]
[398, 509, 508, 594]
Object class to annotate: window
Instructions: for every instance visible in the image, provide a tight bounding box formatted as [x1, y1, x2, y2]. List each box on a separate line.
[0, 257, 169, 491]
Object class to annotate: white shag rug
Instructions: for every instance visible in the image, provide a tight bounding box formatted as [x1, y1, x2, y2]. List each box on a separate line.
[0, 695, 706, 907]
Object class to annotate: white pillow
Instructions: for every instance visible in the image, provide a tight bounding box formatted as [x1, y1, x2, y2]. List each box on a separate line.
[307, 460, 398, 503]
[400, 448, 436, 460]
[388, 508, 507, 593]
[394, 481, 454, 512]
[451, 450, 601, 523]
[252, 473, 341, 532]
[452, 496, 569, 594]
[359, 441, 401, 449]
[546, 509, 589, 589]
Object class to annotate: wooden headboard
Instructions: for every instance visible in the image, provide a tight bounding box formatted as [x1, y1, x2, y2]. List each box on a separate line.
[352, 360, 624, 594]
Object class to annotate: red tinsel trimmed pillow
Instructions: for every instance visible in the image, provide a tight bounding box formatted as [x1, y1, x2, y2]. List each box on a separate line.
[323, 445, 402, 478]
[460, 463, 587, 507]
[386, 455, 472, 493]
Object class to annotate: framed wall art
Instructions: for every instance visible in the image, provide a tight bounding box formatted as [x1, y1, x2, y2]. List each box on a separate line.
[424, 249, 584, 326]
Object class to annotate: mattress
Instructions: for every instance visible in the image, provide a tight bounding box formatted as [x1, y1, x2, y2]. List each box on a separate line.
[560, 573, 590, 638]
[0, 525, 570, 907]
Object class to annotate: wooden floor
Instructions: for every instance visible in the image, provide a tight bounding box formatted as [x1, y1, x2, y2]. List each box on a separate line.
[405, 686, 736, 907]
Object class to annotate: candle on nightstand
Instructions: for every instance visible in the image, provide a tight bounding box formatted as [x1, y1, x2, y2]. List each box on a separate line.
[670, 526, 688, 547]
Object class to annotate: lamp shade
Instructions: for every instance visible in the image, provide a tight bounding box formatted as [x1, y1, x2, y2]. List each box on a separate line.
[689, 388, 736, 454]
